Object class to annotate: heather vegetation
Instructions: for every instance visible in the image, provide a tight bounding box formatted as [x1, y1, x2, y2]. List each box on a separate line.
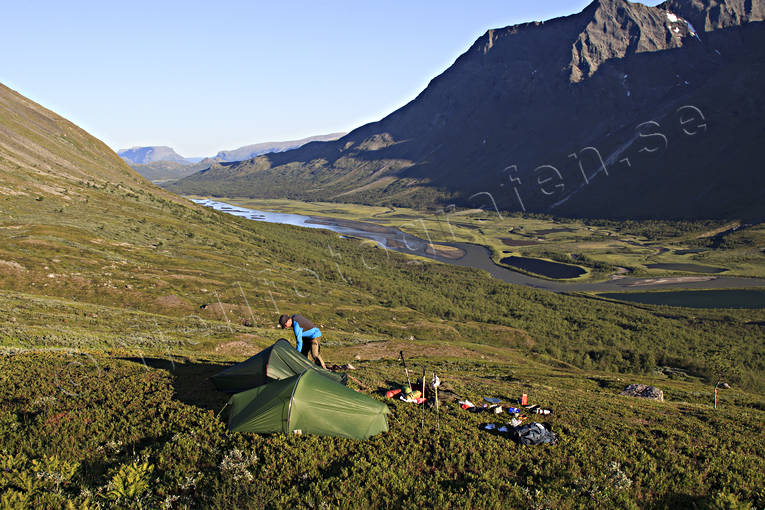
[2, 186, 764, 507]
[2, 339, 763, 509]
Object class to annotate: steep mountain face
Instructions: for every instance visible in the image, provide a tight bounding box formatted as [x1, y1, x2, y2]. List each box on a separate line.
[168, 0, 765, 219]
[664, 0, 765, 30]
[118, 145, 188, 165]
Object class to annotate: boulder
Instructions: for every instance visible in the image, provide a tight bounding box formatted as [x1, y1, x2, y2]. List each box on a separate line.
[620, 384, 664, 402]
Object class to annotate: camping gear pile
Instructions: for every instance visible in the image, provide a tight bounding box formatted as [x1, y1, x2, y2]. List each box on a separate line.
[382, 353, 448, 431]
[462, 394, 557, 445]
[383, 352, 445, 408]
[459, 395, 554, 417]
[212, 339, 389, 440]
[385, 352, 429, 404]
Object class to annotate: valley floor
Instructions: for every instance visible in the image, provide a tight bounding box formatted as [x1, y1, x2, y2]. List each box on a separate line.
[192, 197, 765, 283]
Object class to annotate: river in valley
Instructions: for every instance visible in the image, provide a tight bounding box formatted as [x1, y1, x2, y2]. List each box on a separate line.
[193, 199, 765, 304]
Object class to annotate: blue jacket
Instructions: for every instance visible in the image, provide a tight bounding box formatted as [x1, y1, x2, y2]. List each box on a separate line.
[293, 320, 321, 352]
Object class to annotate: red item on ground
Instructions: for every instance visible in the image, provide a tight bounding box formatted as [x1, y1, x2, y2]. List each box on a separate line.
[521, 394, 528, 405]
[386, 389, 402, 398]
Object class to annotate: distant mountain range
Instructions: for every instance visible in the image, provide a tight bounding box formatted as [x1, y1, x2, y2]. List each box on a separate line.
[118, 146, 187, 165]
[212, 133, 347, 162]
[167, 0, 765, 219]
[118, 133, 345, 182]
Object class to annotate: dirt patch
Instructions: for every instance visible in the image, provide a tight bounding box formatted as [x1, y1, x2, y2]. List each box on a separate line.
[165, 273, 225, 286]
[90, 238, 134, 248]
[0, 187, 27, 197]
[386, 239, 407, 250]
[425, 244, 465, 259]
[154, 294, 191, 309]
[33, 183, 71, 199]
[215, 340, 258, 356]
[0, 260, 26, 272]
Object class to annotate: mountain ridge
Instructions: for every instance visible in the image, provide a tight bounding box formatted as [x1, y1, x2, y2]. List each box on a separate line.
[167, 0, 765, 219]
[120, 133, 346, 181]
[213, 132, 346, 162]
[0, 83, 153, 195]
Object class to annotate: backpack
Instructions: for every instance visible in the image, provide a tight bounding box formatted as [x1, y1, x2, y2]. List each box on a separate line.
[510, 422, 557, 445]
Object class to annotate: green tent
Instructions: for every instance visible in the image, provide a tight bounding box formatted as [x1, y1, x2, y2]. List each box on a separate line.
[227, 369, 390, 440]
[211, 338, 346, 393]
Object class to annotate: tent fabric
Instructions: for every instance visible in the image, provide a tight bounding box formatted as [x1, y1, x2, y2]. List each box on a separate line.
[227, 376, 295, 434]
[211, 338, 346, 393]
[227, 370, 390, 440]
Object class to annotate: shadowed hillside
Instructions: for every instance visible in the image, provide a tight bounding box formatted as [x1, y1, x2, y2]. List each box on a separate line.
[168, 0, 765, 219]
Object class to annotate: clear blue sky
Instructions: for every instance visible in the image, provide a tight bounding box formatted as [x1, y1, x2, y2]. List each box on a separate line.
[2, 1, 662, 157]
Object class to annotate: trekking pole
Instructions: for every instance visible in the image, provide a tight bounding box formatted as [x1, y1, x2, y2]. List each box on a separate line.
[432, 372, 441, 431]
[399, 351, 412, 390]
[421, 365, 426, 429]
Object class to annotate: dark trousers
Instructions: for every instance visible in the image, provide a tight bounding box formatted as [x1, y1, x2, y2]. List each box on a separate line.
[300, 337, 325, 368]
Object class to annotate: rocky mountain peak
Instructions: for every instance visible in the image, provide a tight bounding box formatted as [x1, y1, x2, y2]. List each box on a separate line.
[568, 0, 693, 81]
[660, 0, 765, 32]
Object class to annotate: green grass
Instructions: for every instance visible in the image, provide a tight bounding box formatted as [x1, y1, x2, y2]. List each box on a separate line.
[1, 347, 762, 509]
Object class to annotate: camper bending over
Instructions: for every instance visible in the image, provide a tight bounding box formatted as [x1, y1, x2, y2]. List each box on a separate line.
[279, 314, 327, 369]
